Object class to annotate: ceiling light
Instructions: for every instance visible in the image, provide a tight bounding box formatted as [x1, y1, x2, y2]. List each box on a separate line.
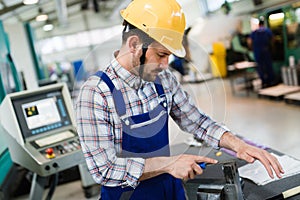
[43, 24, 53, 32]
[36, 8, 48, 22]
[23, 0, 39, 5]
[43, 21, 54, 32]
[36, 14, 48, 22]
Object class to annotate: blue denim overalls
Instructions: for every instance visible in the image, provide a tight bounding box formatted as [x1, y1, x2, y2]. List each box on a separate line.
[95, 71, 185, 200]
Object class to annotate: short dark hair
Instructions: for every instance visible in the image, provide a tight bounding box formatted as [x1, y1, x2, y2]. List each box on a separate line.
[259, 16, 265, 26]
[122, 21, 154, 45]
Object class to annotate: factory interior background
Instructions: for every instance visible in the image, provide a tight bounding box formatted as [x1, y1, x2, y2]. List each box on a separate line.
[0, 0, 300, 199]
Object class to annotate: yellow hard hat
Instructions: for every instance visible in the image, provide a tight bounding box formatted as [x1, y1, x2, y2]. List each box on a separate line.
[120, 0, 186, 57]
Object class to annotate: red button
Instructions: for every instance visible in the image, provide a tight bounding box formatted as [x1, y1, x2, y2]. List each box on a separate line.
[46, 148, 54, 155]
[45, 148, 56, 159]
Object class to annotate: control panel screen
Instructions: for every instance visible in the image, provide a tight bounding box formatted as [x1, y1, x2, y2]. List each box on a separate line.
[12, 87, 72, 140]
[22, 98, 61, 130]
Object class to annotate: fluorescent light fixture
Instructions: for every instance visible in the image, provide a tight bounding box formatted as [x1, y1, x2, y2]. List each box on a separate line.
[269, 13, 284, 21]
[23, 0, 39, 5]
[43, 23, 54, 32]
[36, 14, 48, 22]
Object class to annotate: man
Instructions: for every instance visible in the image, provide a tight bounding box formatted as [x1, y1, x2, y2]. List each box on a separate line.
[76, 0, 284, 199]
[248, 17, 275, 88]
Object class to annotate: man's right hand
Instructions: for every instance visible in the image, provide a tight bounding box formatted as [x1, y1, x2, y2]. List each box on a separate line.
[140, 154, 218, 181]
[164, 154, 218, 181]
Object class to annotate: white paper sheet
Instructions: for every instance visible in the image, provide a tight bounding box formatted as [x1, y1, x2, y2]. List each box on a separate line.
[238, 153, 300, 185]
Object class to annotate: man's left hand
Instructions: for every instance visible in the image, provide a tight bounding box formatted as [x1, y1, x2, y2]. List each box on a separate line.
[219, 132, 284, 179]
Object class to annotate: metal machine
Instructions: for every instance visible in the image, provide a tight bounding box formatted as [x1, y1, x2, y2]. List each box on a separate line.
[197, 161, 245, 200]
[0, 83, 95, 199]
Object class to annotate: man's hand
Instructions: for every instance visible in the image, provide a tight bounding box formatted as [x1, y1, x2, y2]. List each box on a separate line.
[164, 154, 218, 181]
[140, 154, 217, 181]
[220, 132, 285, 179]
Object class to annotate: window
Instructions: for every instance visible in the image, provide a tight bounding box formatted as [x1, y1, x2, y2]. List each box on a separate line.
[36, 25, 122, 55]
[206, 0, 239, 12]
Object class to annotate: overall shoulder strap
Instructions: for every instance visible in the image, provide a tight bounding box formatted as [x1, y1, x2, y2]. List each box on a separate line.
[154, 76, 165, 98]
[94, 71, 126, 116]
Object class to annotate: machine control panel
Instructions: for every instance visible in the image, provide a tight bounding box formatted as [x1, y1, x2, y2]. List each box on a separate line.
[40, 138, 81, 159]
[0, 83, 86, 177]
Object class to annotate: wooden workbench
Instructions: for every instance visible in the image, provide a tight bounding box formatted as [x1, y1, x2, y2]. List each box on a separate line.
[258, 84, 300, 99]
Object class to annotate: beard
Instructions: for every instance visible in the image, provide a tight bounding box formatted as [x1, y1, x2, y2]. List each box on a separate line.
[142, 67, 162, 82]
[131, 54, 163, 82]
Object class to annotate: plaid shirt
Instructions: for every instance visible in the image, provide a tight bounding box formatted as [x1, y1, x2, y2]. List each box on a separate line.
[76, 57, 229, 188]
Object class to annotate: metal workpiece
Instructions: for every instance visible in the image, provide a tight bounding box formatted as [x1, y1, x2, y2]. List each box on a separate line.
[222, 161, 244, 200]
[197, 160, 245, 200]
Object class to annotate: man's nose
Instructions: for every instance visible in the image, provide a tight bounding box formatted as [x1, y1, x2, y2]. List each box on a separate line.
[160, 57, 169, 70]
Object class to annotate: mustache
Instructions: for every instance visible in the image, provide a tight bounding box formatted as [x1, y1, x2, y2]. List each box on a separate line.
[153, 66, 164, 73]
[153, 69, 163, 73]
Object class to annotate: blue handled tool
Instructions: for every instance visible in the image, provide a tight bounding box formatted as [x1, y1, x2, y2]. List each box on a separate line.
[198, 160, 236, 170]
[198, 162, 206, 169]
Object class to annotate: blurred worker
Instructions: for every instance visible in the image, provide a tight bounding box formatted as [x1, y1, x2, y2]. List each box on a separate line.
[227, 20, 253, 65]
[248, 17, 276, 88]
[76, 1, 284, 199]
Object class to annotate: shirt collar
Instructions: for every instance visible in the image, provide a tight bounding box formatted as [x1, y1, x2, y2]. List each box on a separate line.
[111, 51, 145, 90]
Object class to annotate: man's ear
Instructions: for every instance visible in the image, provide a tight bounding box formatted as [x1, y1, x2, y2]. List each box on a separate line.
[128, 35, 140, 53]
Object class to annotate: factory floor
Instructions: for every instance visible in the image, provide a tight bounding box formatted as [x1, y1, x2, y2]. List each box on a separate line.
[12, 78, 300, 200]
